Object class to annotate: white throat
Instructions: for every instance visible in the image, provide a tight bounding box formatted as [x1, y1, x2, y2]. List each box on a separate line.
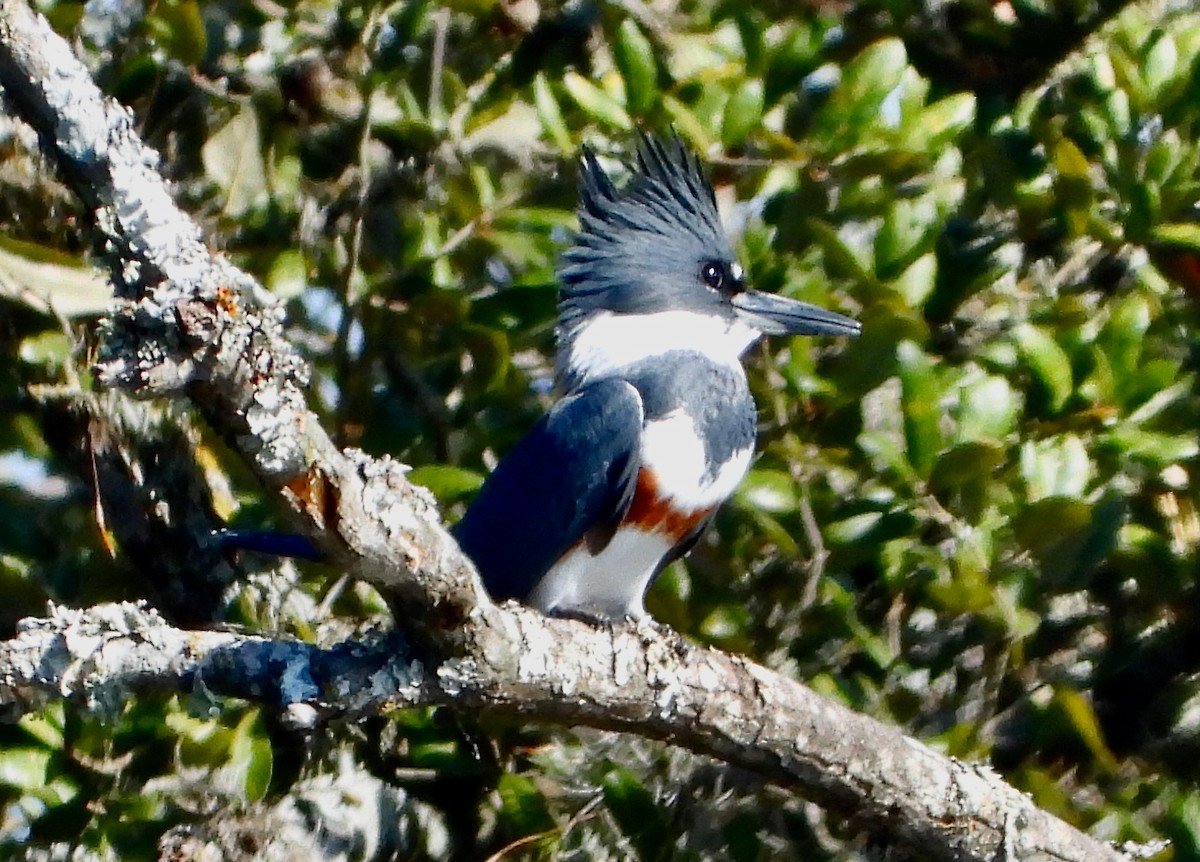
[559, 310, 761, 387]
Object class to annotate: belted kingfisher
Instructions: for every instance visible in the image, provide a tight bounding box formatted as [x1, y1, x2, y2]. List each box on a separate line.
[453, 133, 861, 620]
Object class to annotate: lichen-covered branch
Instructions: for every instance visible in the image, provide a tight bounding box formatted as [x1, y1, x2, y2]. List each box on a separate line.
[0, 3, 1134, 861]
[0, 0, 482, 636]
[0, 600, 1129, 862]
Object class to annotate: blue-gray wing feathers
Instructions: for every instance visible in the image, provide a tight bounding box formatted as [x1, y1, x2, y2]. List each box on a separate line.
[452, 378, 643, 602]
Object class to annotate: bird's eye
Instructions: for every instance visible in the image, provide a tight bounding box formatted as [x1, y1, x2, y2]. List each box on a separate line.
[701, 261, 726, 291]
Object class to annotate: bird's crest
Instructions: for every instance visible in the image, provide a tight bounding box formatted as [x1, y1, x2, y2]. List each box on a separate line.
[558, 132, 736, 324]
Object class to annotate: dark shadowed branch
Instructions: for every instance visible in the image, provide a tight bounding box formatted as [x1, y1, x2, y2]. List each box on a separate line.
[0, 3, 1135, 861]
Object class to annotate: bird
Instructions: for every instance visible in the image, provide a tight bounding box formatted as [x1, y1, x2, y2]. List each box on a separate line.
[452, 133, 861, 621]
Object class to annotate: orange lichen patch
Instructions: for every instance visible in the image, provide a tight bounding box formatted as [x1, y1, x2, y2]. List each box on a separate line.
[283, 466, 339, 533]
[625, 468, 712, 541]
[215, 283, 239, 316]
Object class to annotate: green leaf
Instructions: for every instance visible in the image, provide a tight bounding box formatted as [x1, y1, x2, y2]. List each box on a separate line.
[1144, 32, 1179, 97]
[603, 767, 671, 862]
[876, 198, 933, 282]
[1013, 497, 1091, 573]
[469, 281, 557, 331]
[1102, 292, 1150, 380]
[757, 508, 802, 555]
[266, 250, 308, 300]
[147, 0, 207, 66]
[202, 106, 267, 217]
[1020, 435, 1091, 501]
[410, 739, 463, 770]
[897, 340, 942, 479]
[1012, 324, 1073, 414]
[533, 73, 572, 152]
[18, 332, 71, 368]
[1102, 428, 1199, 465]
[0, 747, 50, 791]
[1150, 222, 1200, 252]
[408, 464, 485, 504]
[722, 80, 764, 148]
[699, 603, 751, 641]
[226, 710, 272, 803]
[956, 373, 1019, 442]
[661, 95, 714, 150]
[825, 509, 918, 546]
[805, 217, 873, 283]
[1053, 138, 1089, 180]
[613, 20, 658, 117]
[917, 93, 976, 147]
[17, 707, 65, 749]
[764, 24, 820, 106]
[734, 468, 798, 514]
[497, 773, 555, 836]
[842, 38, 906, 110]
[930, 441, 1005, 489]
[0, 236, 110, 316]
[816, 38, 906, 138]
[1055, 687, 1119, 773]
[1127, 374, 1195, 424]
[562, 72, 632, 131]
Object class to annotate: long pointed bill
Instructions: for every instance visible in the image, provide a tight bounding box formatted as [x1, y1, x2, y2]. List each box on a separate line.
[732, 290, 862, 337]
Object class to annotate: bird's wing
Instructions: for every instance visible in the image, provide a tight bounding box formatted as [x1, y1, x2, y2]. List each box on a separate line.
[453, 378, 643, 602]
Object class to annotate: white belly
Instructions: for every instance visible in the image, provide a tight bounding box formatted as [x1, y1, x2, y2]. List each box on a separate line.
[528, 527, 676, 619]
[529, 410, 754, 620]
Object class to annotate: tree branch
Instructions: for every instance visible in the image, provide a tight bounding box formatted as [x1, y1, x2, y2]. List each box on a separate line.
[0, 3, 1133, 861]
[0, 600, 1130, 862]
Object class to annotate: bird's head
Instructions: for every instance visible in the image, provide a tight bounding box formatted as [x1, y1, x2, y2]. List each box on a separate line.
[556, 133, 860, 388]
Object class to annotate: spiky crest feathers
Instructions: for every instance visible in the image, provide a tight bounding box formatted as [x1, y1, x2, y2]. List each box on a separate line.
[558, 132, 735, 318]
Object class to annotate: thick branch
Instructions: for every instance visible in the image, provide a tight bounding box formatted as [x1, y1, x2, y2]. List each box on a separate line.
[2, 601, 1129, 862]
[0, 4, 1133, 862]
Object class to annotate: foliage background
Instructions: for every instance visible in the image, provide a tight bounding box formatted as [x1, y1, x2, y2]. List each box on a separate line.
[2, 0, 1200, 858]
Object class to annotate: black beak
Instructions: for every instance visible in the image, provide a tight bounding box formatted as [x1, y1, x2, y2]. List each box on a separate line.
[732, 290, 862, 337]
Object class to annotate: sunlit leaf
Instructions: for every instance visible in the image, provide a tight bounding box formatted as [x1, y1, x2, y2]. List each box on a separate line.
[614, 20, 659, 117]
[1012, 324, 1073, 414]
[147, 0, 206, 66]
[1144, 32, 1179, 97]
[202, 106, 267, 217]
[956, 373, 1019, 442]
[409, 464, 485, 504]
[0, 236, 110, 316]
[722, 80, 764, 148]
[897, 341, 942, 479]
[735, 469, 799, 514]
[826, 38, 907, 126]
[1055, 687, 1119, 773]
[0, 747, 50, 790]
[18, 332, 71, 368]
[533, 73, 572, 152]
[916, 93, 975, 147]
[1020, 435, 1092, 501]
[267, 249, 308, 300]
[1150, 222, 1200, 252]
[497, 773, 555, 836]
[562, 72, 632, 131]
